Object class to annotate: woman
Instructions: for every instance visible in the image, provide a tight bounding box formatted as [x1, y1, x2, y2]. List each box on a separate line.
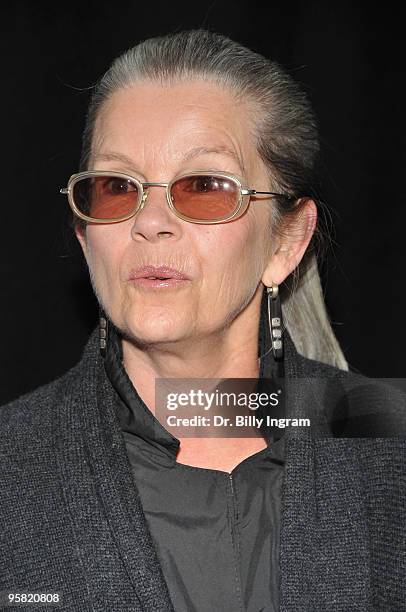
[1, 29, 405, 612]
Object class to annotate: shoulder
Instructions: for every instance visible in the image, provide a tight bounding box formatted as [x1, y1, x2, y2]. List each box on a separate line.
[0, 363, 81, 450]
[0, 326, 100, 441]
[292, 352, 406, 437]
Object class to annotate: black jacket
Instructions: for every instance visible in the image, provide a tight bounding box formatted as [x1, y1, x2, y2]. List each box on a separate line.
[1, 308, 406, 611]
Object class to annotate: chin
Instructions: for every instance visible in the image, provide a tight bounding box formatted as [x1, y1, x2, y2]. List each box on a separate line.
[124, 312, 185, 345]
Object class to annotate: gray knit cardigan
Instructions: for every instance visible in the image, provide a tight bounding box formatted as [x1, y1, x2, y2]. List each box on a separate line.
[1, 325, 405, 612]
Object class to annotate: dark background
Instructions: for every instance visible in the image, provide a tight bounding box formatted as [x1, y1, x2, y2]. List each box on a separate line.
[1, 1, 405, 404]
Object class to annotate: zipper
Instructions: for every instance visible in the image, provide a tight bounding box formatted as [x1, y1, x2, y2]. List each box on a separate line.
[229, 472, 234, 495]
[228, 472, 238, 534]
[228, 472, 245, 611]
[228, 473, 237, 525]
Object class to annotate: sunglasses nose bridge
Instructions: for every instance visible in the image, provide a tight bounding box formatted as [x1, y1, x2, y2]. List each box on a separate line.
[138, 182, 171, 212]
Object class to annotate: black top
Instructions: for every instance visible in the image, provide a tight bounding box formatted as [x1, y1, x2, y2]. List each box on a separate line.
[103, 298, 286, 612]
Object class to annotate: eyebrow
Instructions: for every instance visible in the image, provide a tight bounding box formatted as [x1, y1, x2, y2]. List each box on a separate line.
[92, 146, 246, 175]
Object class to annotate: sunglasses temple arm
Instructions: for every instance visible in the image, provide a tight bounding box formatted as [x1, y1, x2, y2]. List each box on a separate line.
[244, 189, 297, 202]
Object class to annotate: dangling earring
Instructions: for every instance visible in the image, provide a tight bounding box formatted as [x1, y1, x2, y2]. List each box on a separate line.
[267, 283, 284, 361]
[99, 307, 109, 358]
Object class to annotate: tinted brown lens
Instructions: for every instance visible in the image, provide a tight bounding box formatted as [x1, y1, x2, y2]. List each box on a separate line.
[170, 175, 239, 220]
[72, 175, 139, 219]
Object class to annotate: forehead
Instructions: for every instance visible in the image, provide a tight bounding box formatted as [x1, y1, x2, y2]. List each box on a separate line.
[91, 79, 259, 175]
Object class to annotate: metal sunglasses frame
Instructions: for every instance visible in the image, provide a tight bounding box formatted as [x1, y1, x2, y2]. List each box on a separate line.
[60, 169, 296, 225]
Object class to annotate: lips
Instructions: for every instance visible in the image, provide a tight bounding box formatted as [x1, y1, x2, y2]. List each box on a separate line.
[129, 265, 190, 281]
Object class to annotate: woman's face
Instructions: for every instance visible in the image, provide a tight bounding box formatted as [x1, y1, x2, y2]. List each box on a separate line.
[75, 79, 281, 347]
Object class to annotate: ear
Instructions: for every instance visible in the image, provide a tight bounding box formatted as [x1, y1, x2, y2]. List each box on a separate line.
[262, 198, 317, 286]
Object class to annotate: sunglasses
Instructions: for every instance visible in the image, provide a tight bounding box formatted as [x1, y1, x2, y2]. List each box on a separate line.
[60, 170, 297, 224]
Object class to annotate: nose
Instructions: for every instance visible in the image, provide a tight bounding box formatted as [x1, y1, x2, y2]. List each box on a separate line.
[130, 184, 182, 243]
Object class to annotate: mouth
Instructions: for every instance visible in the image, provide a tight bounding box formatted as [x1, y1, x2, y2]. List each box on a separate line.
[128, 265, 191, 289]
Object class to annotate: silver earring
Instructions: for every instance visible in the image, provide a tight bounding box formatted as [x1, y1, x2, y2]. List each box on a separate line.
[99, 308, 109, 358]
[267, 283, 284, 361]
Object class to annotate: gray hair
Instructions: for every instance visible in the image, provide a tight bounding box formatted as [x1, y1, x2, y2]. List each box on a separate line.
[76, 29, 348, 370]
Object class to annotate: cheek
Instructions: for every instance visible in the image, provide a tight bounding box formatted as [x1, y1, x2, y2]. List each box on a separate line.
[85, 229, 123, 286]
[197, 213, 267, 286]
[230, 213, 267, 269]
[236, 220, 268, 286]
